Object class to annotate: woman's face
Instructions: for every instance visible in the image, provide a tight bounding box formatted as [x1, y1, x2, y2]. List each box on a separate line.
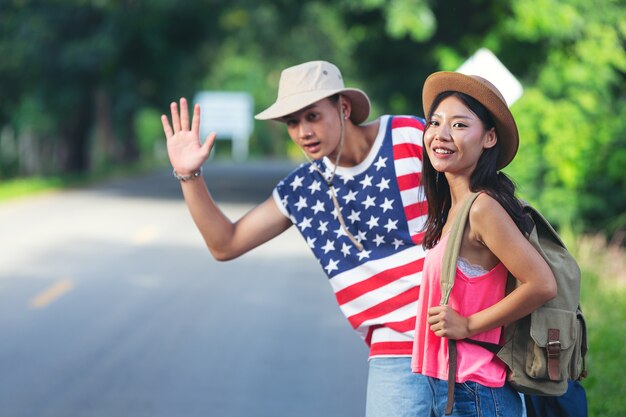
[424, 95, 496, 177]
[282, 97, 343, 160]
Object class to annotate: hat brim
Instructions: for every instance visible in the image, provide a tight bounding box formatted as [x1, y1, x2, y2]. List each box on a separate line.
[422, 72, 519, 170]
[255, 88, 370, 125]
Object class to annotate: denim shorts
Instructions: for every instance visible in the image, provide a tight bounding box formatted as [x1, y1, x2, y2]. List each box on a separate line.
[365, 357, 433, 417]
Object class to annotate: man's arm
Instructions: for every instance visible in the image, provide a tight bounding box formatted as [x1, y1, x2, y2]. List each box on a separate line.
[162, 97, 292, 260]
[180, 178, 291, 260]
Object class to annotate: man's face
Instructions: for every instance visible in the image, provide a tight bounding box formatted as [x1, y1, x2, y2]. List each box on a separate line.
[281, 98, 342, 160]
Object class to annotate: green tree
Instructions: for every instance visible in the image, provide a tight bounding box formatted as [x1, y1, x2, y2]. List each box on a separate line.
[0, 0, 226, 174]
[501, 0, 626, 237]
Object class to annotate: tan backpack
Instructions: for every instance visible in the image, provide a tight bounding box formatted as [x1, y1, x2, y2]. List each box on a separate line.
[440, 192, 588, 415]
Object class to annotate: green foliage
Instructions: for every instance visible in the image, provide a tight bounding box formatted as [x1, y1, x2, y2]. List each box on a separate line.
[581, 274, 626, 417]
[0, 0, 624, 238]
[346, 0, 435, 41]
[135, 107, 167, 163]
[498, 0, 626, 237]
[574, 235, 626, 417]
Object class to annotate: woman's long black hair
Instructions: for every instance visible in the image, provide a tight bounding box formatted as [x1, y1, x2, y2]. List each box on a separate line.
[421, 91, 531, 249]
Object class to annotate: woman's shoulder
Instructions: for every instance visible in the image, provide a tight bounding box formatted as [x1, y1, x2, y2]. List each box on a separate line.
[469, 192, 519, 238]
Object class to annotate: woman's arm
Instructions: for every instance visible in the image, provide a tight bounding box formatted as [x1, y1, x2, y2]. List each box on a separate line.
[428, 193, 557, 339]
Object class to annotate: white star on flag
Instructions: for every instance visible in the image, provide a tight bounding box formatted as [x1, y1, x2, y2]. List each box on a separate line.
[334, 226, 348, 239]
[322, 239, 335, 254]
[340, 242, 352, 257]
[347, 209, 361, 223]
[380, 197, 395, 213]
[291, 175, 304, 190]
[340, 173, 354, 184]
[376, 177, 390, 192]
[308, 180, 322, 194]
[326, 186, 341, 199]
[317, 220, 329, 235]
[362, 195, 376, 209]
[359, 174, 373, 189]
[295, 196, 308, 211]
[342, 190, 358, 203]
[392, 238, 405, 249]
[324, 258, 339, 274]
[373, 234, 386, 246]
[374, 156, 387, 171]
[312, 200, 326, 214]
[366, 215, 380, 229]
[357, 249, 372, 261]
[298, 216, 313, 231]
[306, 236, 317, 248]
[384, 218, 399, 232]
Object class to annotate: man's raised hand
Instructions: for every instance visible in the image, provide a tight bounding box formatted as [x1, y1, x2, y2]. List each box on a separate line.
[161, 97, 216, 176]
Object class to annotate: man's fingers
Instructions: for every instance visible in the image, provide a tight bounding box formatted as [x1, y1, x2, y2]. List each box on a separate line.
[202, 132, 217, 156]
[170, 101, 181, 132]
[180, 98, 190, 131]
[161, 115, 173, 138]
[191, 104, 201, 135]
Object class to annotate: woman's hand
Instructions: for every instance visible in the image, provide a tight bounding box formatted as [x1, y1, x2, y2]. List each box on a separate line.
[161, 97, 216, 175]
[427, 305, 470, 340]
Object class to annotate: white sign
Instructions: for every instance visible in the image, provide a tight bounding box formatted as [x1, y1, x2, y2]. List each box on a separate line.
[194, 91, 254, 161]
[457, 48, 523, 106]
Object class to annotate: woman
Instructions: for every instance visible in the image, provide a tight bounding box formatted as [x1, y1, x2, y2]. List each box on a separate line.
[411, 72, 557, 417]
[162, 60, 432, 416]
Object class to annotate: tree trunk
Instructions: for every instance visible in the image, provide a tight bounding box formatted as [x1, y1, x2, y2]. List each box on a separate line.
[120, 108, 139, 163]
[61, 93, 93, 173]
[92, 87, 116, 168]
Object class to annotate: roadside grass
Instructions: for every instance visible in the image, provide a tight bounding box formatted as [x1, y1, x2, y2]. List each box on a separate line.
[574, 235, 626, 417]
[0, 161, 164, 202]
[0, 176, 69, 201]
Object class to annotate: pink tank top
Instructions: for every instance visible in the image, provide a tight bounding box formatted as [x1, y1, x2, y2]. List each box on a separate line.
[411, 233, 509, 387]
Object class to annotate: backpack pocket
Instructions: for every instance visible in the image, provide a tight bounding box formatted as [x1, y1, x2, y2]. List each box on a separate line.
[570, 308, 588, 380]
[527, 306, 578, 382]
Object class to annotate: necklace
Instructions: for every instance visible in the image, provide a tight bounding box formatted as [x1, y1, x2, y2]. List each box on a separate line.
[299, 97, 364, 251]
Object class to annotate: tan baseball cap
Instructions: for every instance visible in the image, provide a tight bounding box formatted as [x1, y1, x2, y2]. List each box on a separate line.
[255, 60, 371, 124]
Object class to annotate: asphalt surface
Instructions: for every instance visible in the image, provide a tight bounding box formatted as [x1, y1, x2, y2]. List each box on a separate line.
[0, 161, 369, 417]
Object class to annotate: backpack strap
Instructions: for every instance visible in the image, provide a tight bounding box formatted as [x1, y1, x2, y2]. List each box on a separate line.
[440, 193, 480, 304]
[440, 192, 480, 415]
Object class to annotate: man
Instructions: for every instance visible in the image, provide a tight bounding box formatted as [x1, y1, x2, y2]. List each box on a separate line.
[161, 60, 430, 416]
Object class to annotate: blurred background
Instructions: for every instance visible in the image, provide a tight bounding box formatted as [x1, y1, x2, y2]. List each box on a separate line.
[0, 1, 624, 416]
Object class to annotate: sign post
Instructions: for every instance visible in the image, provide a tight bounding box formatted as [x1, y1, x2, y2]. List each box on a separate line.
[193, 92, 254, 161]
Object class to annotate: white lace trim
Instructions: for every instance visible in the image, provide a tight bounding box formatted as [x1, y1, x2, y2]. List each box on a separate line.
[457, 257, 489, 278]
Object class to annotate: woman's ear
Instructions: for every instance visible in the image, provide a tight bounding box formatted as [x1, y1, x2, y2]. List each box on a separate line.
[483, 127, 497, 149]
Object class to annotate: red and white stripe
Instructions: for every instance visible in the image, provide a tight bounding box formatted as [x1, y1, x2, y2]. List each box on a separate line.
[392, 117, 428, 245]
[329, 245, 425, 356]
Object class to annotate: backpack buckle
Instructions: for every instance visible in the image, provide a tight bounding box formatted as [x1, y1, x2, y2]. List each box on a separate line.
[547, 340, 561, 357]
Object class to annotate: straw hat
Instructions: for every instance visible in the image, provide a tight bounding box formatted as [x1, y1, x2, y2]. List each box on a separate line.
[255, 61, 371, 124]
[422, 71, 519, 170]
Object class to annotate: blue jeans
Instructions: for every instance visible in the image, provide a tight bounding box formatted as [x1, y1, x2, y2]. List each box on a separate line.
[365, 357, 433, 417]
[427, 376, 523, 417]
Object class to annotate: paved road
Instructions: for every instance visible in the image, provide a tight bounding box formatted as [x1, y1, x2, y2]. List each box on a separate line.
[0, 161, 369, 417]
